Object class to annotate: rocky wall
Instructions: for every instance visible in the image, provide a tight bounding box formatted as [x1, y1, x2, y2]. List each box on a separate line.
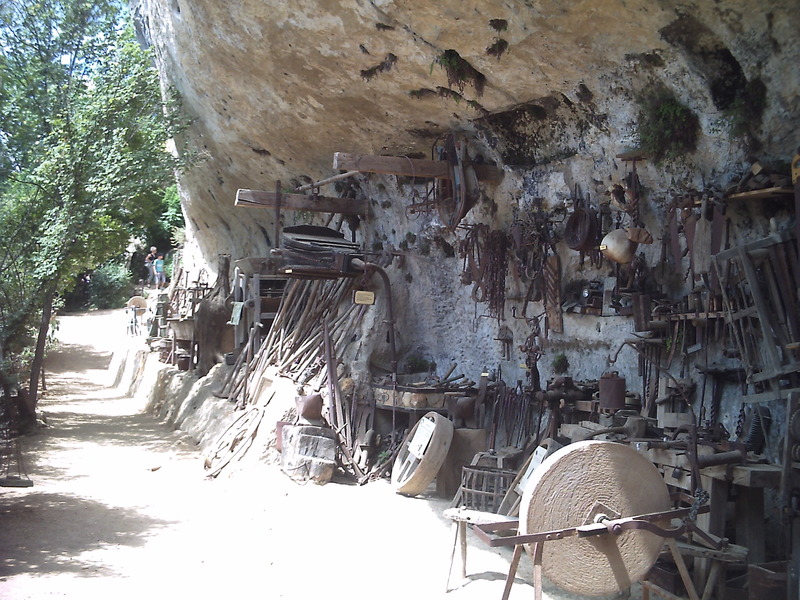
[131, 0, 800, 457]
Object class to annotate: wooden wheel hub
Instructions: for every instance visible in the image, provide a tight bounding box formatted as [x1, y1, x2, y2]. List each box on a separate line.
[519, 440, 671, 597]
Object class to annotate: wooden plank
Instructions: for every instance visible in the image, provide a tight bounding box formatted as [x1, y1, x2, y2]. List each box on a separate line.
[750, 365, 800, 383]
[601, 277, 616, 317]
[438, 428, 487, 500]
[729, 305, 758, 320]
[558, 422, 604, 442]
[334, 152, 449, 179]
[726, 186, 794, 201]
[702, 463, 782, 488]
[735, 486, 765, 563]
[544, 254, 563, 333]
[667, 539, 702, 600]
[768, 243, 800, 343]
[658, 412, 694, 429]
[657, 461, 781, 492]
[443, 507, 518, 525]
[737, 245, 783, 370]
[743, 386, 800, 403]
[641, 580, 686, 600]
[333, 152, 503, 182]
[645, 445, 714, 470]
[662, 466, 693, 491]
[714, 230, 794, 262]
[695, 474, 729, 587]
[235, 188, 368, 215]
[672, 540, 748, 562]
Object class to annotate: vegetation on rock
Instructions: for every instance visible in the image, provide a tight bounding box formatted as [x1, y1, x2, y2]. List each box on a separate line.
[434, 49, 486, 97]
[725, 78, 767, 140]
[486, 39, 509, 59]
[636, 87, 700, 164]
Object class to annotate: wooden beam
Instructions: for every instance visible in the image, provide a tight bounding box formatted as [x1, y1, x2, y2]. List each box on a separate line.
[235, 188, 368, 216]
[333, 152, 504, 183]
[727, 186, 794, 201]
[334, 152, 449, 179]
[702, 463, 782, 488]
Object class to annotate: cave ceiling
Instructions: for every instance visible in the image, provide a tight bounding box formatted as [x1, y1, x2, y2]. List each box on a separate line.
[132, 0, 799, 268]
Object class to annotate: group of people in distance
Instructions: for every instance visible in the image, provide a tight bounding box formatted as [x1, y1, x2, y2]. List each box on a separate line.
[144, 246, 166, 289]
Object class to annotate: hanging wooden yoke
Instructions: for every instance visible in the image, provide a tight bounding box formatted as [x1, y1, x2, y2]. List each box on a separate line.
[333, 140, 502, 231]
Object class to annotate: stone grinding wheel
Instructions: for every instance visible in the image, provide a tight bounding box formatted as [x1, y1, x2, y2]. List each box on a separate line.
[519, 440, 671, 597]
[126, 295, 147, 315]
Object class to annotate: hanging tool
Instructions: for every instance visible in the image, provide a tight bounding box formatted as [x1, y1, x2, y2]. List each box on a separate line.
[794, 148, 800, 266]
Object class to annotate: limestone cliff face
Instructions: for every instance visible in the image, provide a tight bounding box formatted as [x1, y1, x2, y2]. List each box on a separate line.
[132, 0, 798, 265]
[132, 0, 798, 448]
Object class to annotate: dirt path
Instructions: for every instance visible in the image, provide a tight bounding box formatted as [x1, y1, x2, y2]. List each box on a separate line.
[1, 310, 558, 600]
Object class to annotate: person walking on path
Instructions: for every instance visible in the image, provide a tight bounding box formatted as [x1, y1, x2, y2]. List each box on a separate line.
[155, 254, 166, 289]
[145, 246, 158, 288]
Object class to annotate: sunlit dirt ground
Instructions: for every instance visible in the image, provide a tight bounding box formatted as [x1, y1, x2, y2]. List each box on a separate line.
[0, 309, 635, 600]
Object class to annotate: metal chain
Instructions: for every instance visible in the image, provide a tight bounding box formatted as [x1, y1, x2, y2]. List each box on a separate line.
[735, 402, 746, 438]
[689, 488, 710, 521]
[486, 230, 508, 320]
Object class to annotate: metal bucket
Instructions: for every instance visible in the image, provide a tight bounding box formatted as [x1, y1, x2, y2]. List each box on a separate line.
[599, 371, 626, 411]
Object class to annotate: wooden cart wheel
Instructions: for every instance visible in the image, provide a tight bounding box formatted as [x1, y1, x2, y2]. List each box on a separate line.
[392, 411, 454, 496]
[204, 406, 263, 478]
[519, 440, 671, 597]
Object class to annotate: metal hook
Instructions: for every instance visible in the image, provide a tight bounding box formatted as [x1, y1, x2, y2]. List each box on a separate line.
[511, 306, 545, 328]
[472, 303, 492, 332]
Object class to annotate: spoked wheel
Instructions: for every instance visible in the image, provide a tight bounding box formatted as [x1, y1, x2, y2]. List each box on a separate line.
[204, 406, 263, 478]
[391, 411, 453, 496]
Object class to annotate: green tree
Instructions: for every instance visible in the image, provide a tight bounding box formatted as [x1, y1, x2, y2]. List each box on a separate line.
[143, 183, 184, 259]
[0, 0, 182, 427]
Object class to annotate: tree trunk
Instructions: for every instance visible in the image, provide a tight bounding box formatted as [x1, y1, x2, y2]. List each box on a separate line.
[25, 285, 55, 423]
[194, 254, 233, 377]
[0, 344, 11, 402]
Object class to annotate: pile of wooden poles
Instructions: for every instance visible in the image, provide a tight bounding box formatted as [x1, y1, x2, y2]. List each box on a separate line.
[207, 274, 375, 480]
[215, 277, 366, 408]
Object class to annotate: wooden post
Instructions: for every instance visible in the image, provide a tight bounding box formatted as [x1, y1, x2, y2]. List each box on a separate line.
[333, 152, 503, 182]
[235, 188, 368, 215]
[274, 180, 281, 248]
[695, 474, 728, 591]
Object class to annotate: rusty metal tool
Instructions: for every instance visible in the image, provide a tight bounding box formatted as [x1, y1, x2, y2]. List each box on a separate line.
[794, 149, 800, 265]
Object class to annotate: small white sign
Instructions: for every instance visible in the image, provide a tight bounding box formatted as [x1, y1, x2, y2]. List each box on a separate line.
[407, 417, 436, 459]
[228, 301, 245, 325]
[516, 445, 548, 494]
[353, 290, 375, 305]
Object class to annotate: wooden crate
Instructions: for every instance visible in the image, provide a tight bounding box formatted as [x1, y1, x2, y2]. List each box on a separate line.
[458, 465, 516, 513]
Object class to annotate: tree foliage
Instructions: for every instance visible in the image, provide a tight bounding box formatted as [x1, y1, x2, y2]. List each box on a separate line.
[144, 184, 184, 255]
[0, 0, 183, 420]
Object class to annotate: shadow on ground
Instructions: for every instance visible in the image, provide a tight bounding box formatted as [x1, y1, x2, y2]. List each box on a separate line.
[38, 412, 187, 451]
[15, 411, 198, 486]
[44, 342, 113, 375]
[0, 491, 172, 578]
